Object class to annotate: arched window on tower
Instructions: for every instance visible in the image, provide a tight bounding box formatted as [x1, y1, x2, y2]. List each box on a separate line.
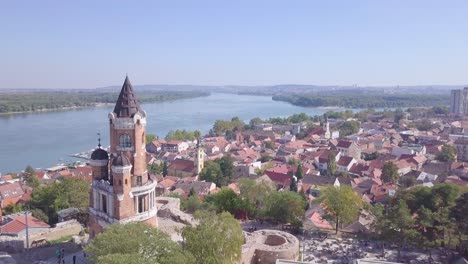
[119, 134, 131, 148]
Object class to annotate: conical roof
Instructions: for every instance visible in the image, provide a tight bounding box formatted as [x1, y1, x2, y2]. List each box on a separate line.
[113, 76, 142, 118]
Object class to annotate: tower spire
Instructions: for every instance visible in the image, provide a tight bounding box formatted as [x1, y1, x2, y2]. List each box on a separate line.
[97, 132, 101, 148]
[113, 75, 142, 118]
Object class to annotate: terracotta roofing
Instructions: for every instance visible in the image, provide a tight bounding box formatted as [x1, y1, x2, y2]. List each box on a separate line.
[264, 171, 292, 187]
[1, 213, 49, 235]
[0, 182, 24, 200]
[112, 154, 131, 167]
[337, 140, 353, 148]
[91, 148, 109, 160]
[168, 159, 195, 173]
[337, 156, 354, 167]
[113, 76, 142, 118]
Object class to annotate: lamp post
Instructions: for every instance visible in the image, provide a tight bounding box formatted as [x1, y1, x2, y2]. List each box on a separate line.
[25, 206, 30, 251]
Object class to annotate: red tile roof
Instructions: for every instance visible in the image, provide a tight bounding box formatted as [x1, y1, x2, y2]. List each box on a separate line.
[168, 159, 195, 173]
[1, 213, 49, 235]
[264, 171, 292, 188]
[337, 156, 354, 167]
[337, 140, 353, 148]
[0, 182, 24, 201]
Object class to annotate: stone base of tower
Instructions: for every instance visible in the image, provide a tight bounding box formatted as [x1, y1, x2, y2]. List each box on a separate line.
[142, 216, 158, 227]
[88, 215, 104, 239]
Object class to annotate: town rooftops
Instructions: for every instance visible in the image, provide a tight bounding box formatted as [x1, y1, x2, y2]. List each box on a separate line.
[1, 213, 49, 235]
[0, 182, 24, 200]
[337, 156, 354, 167]
[336, 140, 353, 148]
[168, 159, 195, 173]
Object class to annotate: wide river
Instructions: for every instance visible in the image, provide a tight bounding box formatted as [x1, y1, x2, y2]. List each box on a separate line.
[0, 93, 349, 173]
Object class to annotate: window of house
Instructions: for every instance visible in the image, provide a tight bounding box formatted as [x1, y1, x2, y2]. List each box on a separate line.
[125, 179, 128, 185]
[119, 134, 132, 148]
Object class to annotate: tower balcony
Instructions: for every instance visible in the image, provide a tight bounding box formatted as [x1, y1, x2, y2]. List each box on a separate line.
[131, 178, 157, 196]
[118, 207, 157, 224]
[93, 180, 113, 194]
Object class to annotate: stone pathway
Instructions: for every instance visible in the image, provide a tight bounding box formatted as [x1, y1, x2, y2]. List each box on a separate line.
[44, 250, 89, 264]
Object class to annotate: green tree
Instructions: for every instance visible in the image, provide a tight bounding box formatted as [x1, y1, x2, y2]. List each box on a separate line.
[382, 162, 399, 184]
[318, 186, 362, 234]
[249, 117, 263, 128]
[375, 199, 418, 260]
[182, 211, 243, 264]
[193, 130, 201, 140]
[145, 134, 157, 144]
[2, 203, 23, 215]
[295, 163, 304, 180]
[147, 163, 161, 175]
[205, 187, 245, 215]
[199, 161, 225, 187]
[162, 161, 168, 177]
[85, 222, 194, 264]
[218, 155, 234, 180]
[452, 193, 468, 247]
[437, 144, 457, 162]
[31, 208, 49, 223]
[339, 120, 360, 136]
[289, 177, 298, 192]
[181, 195, 203, 214]
[27, 178, 90, 224]
[264, 141, 275, 150]
[263, 191, 306, 223]
[327, 152, 337, 176]
[238, 178, 274, 218]
[24, 165, 35, 177]
[26, 174, 40, 189]
[394, 108, 405, 125]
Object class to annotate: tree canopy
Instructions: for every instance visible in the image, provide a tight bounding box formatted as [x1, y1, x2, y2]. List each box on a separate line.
[263, 191, 306, 224]
[339, 120, 360, 137]
[437, 144, 457, 162]
[182, 211, 243, 264]
[382, 162, 399, 184]
[85, 222, 194, 264]
[165, 130, 202, 141]
[27, 178, 90, 224]
[318, 186, 363, 233]
[327, 152, 337, 176]
[199, 155, 234, 187]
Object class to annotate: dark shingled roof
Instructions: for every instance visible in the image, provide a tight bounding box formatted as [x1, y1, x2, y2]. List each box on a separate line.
[113, 76, 142, 118]
[91, 148, 109, 161]
[112, 154, 131, 167]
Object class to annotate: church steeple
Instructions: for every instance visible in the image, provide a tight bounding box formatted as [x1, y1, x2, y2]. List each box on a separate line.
[113, 76, 142, 118]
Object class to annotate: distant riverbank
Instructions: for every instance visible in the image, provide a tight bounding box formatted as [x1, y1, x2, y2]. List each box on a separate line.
[272, 93, 449, 108]
[0, 91, 209, 114]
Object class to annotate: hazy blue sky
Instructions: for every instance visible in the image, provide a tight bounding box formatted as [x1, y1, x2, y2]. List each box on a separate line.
[1, 0, 468, 89]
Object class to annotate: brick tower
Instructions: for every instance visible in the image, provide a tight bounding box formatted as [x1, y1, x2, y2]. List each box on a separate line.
[88, 76, 157, 238]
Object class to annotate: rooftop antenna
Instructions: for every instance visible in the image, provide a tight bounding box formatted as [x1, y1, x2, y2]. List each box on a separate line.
[97, 132, 102, 148]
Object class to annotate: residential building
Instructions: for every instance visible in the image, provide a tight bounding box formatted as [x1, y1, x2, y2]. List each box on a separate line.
[451, 89, 464, 115]
[455, 137, 468, 162]
[336, 140, 361, 160]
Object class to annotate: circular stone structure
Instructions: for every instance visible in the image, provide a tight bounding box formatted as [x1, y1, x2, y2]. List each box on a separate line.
[241, 229, 299, 264]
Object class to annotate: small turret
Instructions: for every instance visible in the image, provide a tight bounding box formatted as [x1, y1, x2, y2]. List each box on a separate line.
[90, 133, 109, 181]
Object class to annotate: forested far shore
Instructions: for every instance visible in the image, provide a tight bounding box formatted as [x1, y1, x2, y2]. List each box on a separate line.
[272, 93, 450, 108]
[0, 91, 210, 113]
